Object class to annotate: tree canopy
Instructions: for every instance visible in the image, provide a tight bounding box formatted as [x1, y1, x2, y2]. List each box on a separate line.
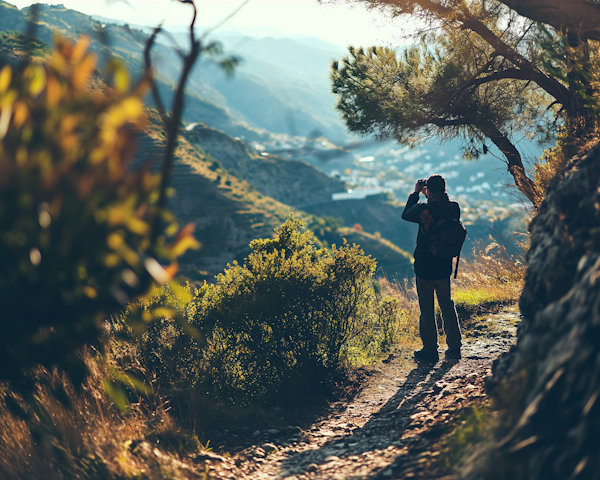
[327, 0, 600, 205]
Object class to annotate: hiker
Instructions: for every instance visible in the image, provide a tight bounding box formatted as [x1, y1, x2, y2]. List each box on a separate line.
[401, 174, 464, 361]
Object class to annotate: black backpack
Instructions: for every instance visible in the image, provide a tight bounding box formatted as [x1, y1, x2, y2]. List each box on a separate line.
[423, 203, 467, 278]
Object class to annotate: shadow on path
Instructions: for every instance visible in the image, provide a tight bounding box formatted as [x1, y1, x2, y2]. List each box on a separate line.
[279, 359, 457, 477]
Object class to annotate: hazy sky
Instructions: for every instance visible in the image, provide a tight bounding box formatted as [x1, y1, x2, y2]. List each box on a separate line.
[7, 0, 410, 47]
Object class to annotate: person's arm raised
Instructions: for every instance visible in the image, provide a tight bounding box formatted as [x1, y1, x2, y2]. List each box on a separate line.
[402, 186, 422, 223]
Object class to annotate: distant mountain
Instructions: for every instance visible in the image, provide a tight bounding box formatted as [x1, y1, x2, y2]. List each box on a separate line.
[90, 13, 351, 142]
[159, 30, 351, 142]
[0, 1, 267, 142]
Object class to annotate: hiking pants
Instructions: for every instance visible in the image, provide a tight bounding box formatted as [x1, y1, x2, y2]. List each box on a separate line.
[416, 276, 462, 351]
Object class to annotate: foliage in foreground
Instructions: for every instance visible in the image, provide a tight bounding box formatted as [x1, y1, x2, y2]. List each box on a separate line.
[0, 353, 202, 480]
[0, 36, 200, 396]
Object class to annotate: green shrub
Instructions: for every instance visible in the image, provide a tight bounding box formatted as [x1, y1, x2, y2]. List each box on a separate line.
[126, 217, 383, 405]
[192, 217, 377, 404]
[0, 31, 51, 58]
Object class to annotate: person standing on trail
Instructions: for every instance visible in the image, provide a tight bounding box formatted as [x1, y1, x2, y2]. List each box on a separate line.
[401, 174, 463, 362]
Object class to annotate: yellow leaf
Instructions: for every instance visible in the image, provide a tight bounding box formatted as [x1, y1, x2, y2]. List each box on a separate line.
[60, 115, 78, 135]
[118, 243, 141, 267]
[0, 89, 17, 108]
[171, 235, 201, 258]
[0, 65, 11, 94]
[127, 217, 149, 235]
[107, 205, 126, 226]
[90, 147, 105, 165]
[107, 233, 124, 250]
[119, 97, 144, 121]
[27, 64, 46, 96]
[165, 222, 179, 237]
[61, 134, 79, 153]
[113, 65, 130, 93]
[83, 286, 98, 299]
[13, 101, 29, 129]
[46, 76, 62, 108]
[153, 307, 177, 318]
[71, 35, 91, 62]
[72, 53, 97, 89]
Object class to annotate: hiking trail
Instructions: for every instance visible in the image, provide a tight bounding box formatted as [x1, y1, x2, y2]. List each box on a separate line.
[141, 306, 520, 480]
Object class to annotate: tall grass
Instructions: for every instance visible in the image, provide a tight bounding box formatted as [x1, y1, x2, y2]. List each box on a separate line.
[377, 236, 526, 344]
[453, 238, 525, 310]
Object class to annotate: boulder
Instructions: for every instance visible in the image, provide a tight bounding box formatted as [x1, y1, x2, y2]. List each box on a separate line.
[489, 145, 600, 479]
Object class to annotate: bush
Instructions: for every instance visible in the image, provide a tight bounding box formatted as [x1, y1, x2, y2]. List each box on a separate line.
[192, 217, 377, 404]
[0, 31, 51, 59]
[127, 217, 381, 405]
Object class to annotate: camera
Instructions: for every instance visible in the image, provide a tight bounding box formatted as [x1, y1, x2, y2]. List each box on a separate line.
[417, 179, 427, 187]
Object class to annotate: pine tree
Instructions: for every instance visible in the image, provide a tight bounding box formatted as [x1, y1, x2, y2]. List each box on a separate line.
[327, 0, 600, 205]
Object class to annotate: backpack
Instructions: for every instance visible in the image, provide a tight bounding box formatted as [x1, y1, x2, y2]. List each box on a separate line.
[423, 203, 467, 278]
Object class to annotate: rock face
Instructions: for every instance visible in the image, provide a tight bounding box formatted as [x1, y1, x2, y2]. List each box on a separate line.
[489, 145, 600, 479]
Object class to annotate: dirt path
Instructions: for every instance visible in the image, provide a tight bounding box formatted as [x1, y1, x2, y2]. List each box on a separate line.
[186, 306, 520, 480]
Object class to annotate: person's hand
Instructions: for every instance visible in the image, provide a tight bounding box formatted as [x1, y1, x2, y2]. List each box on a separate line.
[414, 180, 423, 193]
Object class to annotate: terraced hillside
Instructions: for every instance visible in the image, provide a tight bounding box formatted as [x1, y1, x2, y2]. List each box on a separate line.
[185, 125, 346, 207]
[187, 124, 419, 256]
[136, 122, 413, 281]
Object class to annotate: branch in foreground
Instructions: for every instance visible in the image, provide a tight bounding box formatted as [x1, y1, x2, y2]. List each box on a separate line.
[143, 0, 202, 248]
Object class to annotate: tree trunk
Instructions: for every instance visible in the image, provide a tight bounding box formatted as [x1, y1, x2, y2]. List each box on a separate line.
[499, 0, 600, 43]
[478, 120, 540, 206]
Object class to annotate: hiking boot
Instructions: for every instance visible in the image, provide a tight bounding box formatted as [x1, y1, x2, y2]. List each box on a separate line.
[413, 349, 439, 362]
[445, 348, 462, 360]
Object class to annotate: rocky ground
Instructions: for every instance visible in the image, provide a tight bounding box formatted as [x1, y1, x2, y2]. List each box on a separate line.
[131, 306, 520, 480]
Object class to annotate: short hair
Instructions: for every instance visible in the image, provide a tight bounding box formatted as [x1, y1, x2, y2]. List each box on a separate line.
[426, 175, 446, 194]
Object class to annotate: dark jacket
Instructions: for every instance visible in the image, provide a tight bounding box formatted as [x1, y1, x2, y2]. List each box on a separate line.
[401, 191, 461, 280]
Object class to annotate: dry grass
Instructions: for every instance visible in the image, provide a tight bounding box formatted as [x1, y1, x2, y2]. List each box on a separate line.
[0, 346, 202, 480]
[378, 236, 526, 344]
[453, 239, 525, 309]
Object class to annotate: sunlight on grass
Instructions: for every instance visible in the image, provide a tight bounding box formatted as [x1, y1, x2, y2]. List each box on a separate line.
[378, 237, 525, 343]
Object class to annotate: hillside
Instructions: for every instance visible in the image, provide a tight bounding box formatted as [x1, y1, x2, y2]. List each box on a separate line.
[0, 1, 265, 141]
[0, 2, 352, 144]
[136, 119, 413, 281]
[191, 34, 350, 142]
[0, 1, 415, 279]
[185, 125, 347, 207]
[183, 124, 419, 257]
